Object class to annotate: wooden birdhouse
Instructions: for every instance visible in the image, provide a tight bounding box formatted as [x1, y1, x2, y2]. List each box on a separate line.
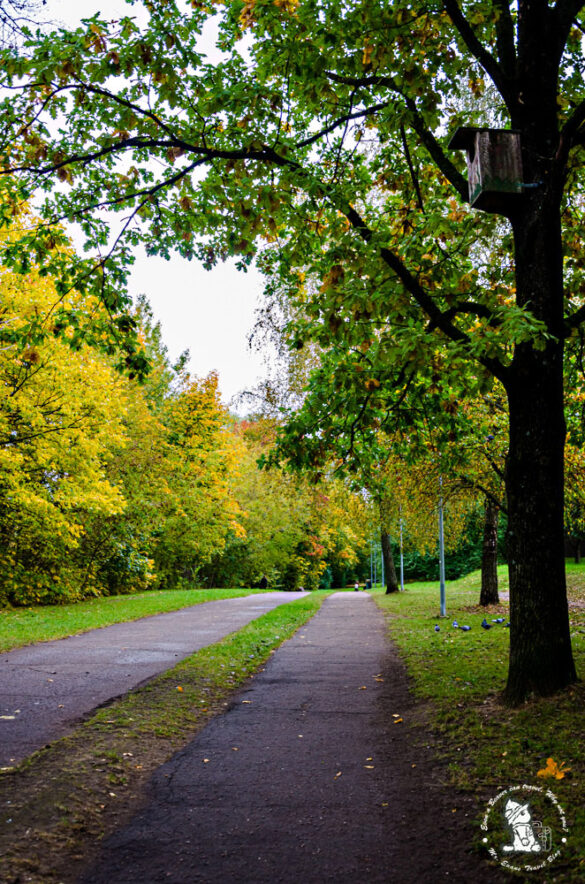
[447, 127, 523, 213]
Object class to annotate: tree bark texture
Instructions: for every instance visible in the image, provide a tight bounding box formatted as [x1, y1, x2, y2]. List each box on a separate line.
[502, 140, 576, 699]
[480, 498, 499, 606]
[381, 530, 399, 594]
[498, 22, 578, 700]
[504, 346, 576, 701]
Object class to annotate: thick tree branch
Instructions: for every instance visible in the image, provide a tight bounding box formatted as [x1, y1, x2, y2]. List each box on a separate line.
[343, 203, 508, 381]
[400, 124, 424, 211]
[493, 0, 518, 78]
[558, 94, 585, 166]
[325, 71, 468, 200]
[442, 0, 514, 108]
[563, 299, 585, 334]
[554, 0, 585, 55]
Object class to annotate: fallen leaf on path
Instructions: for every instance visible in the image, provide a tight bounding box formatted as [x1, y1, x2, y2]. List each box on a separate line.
[176, 686, 184, 692]
[0, 716, 15, 720]
[334, 771, 342, 779]
[393, 717, 403, 724]
[364, 765, 375, 770]
[232, 747, 239, 751]
[392, 713, 401, 718]
[203, 758, 210, 763]
[242, 700, 252, 704]
[359, 686, 367, 690]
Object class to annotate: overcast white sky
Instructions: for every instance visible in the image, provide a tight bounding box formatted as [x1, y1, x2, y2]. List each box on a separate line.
[42, 0, 270, 408]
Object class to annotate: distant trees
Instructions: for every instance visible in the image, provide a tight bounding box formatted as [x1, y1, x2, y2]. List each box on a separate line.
[199, 417, 370, 590]
[0, 219, 370, 603]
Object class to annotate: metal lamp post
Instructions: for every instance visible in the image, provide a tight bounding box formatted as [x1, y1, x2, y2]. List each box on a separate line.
[438, 476, 446, 616]
[399, 508, 405, 592]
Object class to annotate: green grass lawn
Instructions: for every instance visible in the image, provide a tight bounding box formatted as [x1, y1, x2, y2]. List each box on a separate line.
[373, 565, 585, 880]
[0, 587, 273, 653]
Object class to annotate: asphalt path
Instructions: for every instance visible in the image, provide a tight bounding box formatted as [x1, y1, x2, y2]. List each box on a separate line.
[78, 592, 503, 884]
[0, 591, 306, 766]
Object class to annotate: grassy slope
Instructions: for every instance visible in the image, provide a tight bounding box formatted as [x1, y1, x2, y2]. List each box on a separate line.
[0, 587, 272, 653]
[373, 564, 585, 881]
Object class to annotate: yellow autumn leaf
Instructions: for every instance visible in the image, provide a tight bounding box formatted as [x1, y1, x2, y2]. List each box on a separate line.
[537, 757, 571, 779]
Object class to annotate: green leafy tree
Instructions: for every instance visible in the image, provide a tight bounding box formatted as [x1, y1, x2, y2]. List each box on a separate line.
[2, 0, 585, 699]
[0, 243, 128, 603]
[200, 417, 369, 589]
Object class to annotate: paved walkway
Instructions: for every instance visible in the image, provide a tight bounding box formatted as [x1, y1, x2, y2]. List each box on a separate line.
[0, 592, 306, 766]
[79, 593, 503, 884]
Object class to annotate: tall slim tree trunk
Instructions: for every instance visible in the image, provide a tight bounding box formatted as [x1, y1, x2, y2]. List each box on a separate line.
[480, 498, 499, 606]
[381, 530, 399, 594]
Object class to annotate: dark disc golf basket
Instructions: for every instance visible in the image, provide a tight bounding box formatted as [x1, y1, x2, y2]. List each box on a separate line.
[448, 127, 524, 213]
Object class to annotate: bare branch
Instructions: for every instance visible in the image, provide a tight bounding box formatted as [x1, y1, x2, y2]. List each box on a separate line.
[297, 101, 390, 150]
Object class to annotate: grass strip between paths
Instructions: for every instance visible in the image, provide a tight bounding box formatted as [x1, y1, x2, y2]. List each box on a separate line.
[372, 567, 585, 882]
[0, 588, 273, 653]
[0, 592, 329, 884]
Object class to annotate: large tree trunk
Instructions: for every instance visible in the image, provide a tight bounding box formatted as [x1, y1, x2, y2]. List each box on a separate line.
[503, 116, 576, 700]
[480, 498, 499, 606]
[500, 27, 578, 701]
[381, 530, 399, 594]
[504, 344, 576, 702]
